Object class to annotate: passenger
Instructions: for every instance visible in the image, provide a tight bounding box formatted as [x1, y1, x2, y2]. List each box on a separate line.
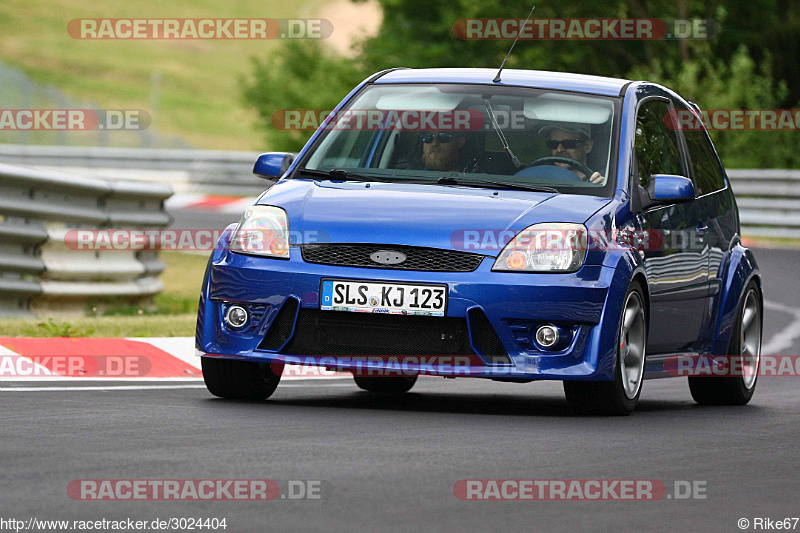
[420, 131, 466, 172]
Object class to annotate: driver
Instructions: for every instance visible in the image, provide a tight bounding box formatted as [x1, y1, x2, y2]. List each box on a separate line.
[538, 123, 605, 184]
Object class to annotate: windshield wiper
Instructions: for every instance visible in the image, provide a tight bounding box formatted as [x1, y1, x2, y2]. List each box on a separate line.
[295, 168, 394, 182]
[437, 176, 558, 193]
[294, 169, 556, 192]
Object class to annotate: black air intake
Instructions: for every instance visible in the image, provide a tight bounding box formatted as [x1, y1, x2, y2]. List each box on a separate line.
[257, 297, 300, 351]
[468, 308, 512, 365]
[276, 309, 477, 357]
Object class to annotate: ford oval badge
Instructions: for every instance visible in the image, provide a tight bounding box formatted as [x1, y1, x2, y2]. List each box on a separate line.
[370, 250, 407, 265]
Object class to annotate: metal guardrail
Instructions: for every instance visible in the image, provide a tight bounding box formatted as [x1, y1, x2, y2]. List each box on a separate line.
[0, 144, 264, 196]
[728, 170, 800, 239]
[0, 163, 172, 317]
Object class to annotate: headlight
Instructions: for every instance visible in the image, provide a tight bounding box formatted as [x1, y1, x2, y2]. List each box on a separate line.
[492, 223, 587, 272]
[230, 205, 290, 258]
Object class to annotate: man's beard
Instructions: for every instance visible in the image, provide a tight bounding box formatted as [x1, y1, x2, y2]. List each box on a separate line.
[423, 152, 457, 171]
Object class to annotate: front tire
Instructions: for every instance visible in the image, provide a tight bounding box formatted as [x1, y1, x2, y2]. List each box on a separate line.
[689, 280, 761, 405]
[564, 281, 647, 415]
[354, 375, 418, 393]
[202, 357, 282, 400]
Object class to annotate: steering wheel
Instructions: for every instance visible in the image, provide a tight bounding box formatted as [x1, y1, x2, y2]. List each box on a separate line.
[526, 156, 594, 180]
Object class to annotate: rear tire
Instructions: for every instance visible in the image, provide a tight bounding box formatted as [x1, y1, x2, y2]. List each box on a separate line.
[354, 375, 418, 393]
[689, 280, 761, 405]
[202, 357, 282, 400]
[564, 280, 647, 416]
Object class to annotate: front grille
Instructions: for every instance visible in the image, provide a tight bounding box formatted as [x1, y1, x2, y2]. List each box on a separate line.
[301, 244, 485, 272]
[277, 309, 478, 357]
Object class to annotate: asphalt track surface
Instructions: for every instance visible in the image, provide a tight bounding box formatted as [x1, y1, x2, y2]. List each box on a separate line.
[2, 207, 799, 532]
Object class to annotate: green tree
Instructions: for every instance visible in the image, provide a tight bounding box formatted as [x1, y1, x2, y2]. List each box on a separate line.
[244, 0, 800, 166]
[630, 44, 800, 168]
[242, 41, 364, 151]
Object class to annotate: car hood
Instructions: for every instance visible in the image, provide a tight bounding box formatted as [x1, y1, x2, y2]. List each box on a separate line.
[257, 179, 612, 256]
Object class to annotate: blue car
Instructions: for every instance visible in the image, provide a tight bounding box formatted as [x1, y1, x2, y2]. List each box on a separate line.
[196, 68, 762, 414]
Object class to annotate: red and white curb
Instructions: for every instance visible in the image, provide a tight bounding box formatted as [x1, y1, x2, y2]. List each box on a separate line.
[165, 195, 256, 214]
[0, 337, 349, 382]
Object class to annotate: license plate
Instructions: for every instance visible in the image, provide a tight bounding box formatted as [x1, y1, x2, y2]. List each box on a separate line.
[320, 279, 447, 316]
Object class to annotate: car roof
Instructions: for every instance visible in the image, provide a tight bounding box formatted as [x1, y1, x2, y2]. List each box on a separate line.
[374, 68, 631, 97]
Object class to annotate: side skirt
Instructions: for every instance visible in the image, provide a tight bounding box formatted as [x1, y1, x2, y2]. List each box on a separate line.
[643, 352, 701, 380]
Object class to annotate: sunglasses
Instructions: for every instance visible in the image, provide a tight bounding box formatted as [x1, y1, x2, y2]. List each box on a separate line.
[546, 138, 585, 150]
[421, 133, 454, 144]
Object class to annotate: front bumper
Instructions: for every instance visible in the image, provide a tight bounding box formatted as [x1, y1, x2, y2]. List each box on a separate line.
[196, 247, 627, 381]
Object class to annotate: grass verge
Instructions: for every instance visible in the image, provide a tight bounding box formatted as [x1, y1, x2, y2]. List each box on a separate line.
[0, 0, 329, 150]
[0, 315, 197, 338]
[743, 236, 800, 249]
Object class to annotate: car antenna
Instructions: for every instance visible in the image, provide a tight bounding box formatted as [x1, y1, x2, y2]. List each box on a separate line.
[493, 5, 536, 83]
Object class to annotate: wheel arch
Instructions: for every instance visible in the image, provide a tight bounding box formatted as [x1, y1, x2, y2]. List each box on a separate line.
[630, 270, 650, 332]
[710, 242, 761, 354]
[594, 250, 649, 380]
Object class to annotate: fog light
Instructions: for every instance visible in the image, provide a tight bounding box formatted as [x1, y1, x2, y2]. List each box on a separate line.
[225, 305, 249, 329]
[535, 324, 559, 348]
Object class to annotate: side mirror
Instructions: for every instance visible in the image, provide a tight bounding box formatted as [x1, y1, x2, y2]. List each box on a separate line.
[638, 174, 695, 210]
[253, 152, 295, 180]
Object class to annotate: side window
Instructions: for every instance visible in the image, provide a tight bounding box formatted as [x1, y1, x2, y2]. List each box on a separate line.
[634, 100, 685, 188]
[674, 103, 726, 195]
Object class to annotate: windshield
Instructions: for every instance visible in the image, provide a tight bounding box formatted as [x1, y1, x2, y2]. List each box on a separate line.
[298, 83, 619, 196]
